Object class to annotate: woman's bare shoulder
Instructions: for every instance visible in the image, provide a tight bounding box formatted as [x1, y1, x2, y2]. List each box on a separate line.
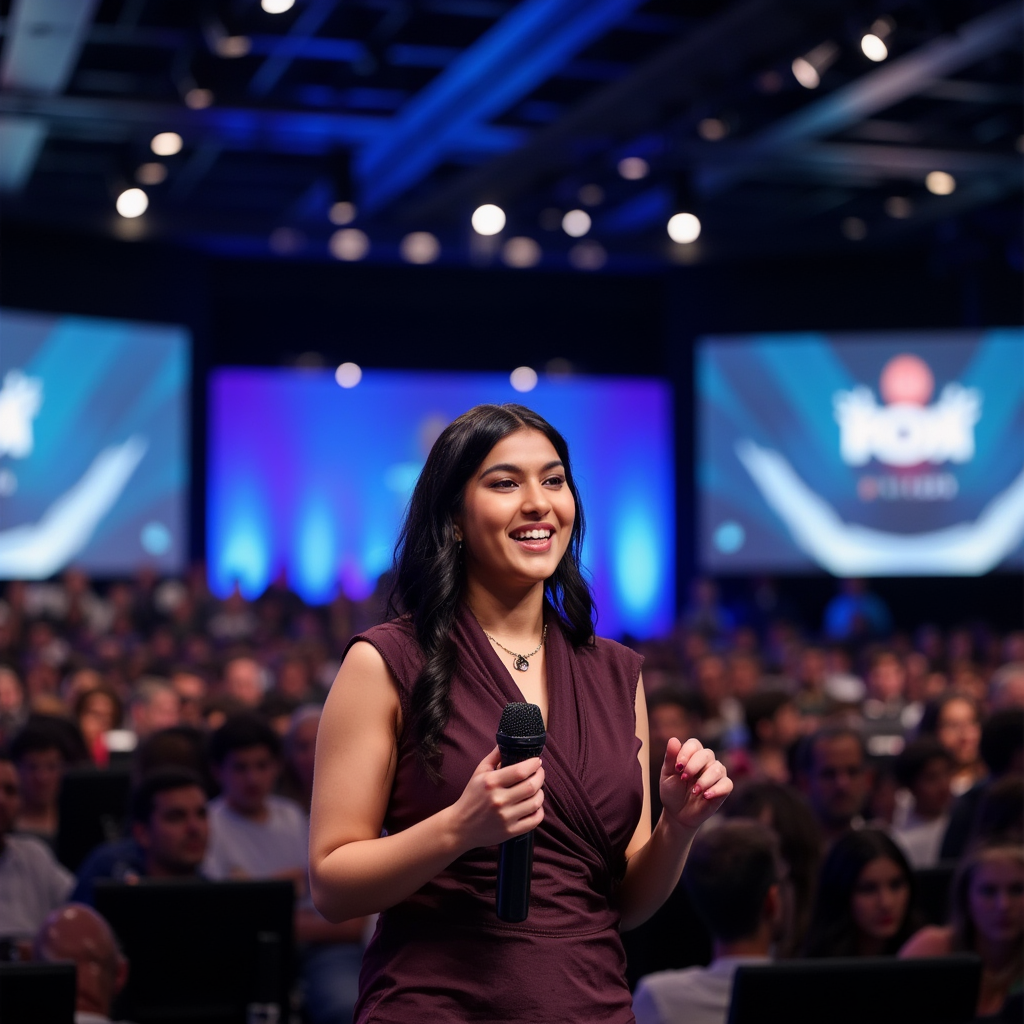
[899, 924, 954, 958]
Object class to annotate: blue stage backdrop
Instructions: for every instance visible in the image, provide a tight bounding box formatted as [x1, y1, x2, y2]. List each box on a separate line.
[208, 370, 674, 639]
[0, 308, 189, 578]
[698, 329, 1024, 577]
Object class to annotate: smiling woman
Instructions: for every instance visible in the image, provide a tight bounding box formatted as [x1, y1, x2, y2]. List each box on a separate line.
[308, 403, 733, 1024]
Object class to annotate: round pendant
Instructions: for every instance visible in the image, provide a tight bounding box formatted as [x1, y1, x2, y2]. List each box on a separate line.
[513, 655, 530, 672]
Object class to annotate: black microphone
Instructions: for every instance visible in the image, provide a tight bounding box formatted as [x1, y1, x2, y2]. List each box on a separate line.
[495, 701, 546, 923]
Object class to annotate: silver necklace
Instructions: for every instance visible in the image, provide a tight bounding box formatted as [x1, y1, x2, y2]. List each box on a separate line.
[484, 624, 547, 672]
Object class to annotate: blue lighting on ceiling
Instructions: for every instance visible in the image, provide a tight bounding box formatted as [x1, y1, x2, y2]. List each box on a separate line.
[208, 370, 674, 639]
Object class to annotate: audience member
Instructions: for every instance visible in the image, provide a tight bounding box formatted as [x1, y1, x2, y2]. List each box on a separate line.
[647, 690, 706, 823]
[221, 655, 266, 709]
[169, 669, 208, 728]
[127, 679, 180, 741]
[33, 903, 130, 1024]
[74, 685, 123, 768]
[989, 662, 1024, 711]
[73, 768, 209, 905]
[900, 835, 1023, 1019]
[694, 654, 742, 748]
[803, 828, 917, 958]
[941, 709, 1024, 860]
[0, 665, 27, 744]
[10, 717, 72, 843]
[823, 579, 892, 642]
[891, 738, 954, 868]
[797, 725, 870, 848]
[632, 822, 783, 1024]
[740, 692, 801, 784]
[279, 705, 321, 814]
[0, 748, 74, 947]
[918, 693, 985, 796]
[721, 780, 822, 957]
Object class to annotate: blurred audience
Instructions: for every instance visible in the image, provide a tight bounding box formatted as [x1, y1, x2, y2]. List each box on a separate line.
[633, 822, 783, 1024]
[918, 693, 985, 796]
[10, 717, 72, 844]
[33, 903, 129, 1024]
[796, 726, 870, 849]
[890, 738, 954, 868]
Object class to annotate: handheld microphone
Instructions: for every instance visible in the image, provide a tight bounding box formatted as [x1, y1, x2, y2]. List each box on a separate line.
[495, 701, 546, 923]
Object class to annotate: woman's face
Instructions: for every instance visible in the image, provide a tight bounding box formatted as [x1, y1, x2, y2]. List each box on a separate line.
[79, 692, 118, 741]
[457, 429, 575, 595]
[937, 698, 981, 767]
[968, 855, 1024, 947]
[850, 856, 910, 944]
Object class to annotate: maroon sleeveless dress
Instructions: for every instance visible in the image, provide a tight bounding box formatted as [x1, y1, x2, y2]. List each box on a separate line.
[345, 603, 644, 1023]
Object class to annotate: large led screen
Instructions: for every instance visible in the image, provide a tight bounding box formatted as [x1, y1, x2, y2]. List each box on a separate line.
[698, 329, 1024, 576]
[0, 308, 189, 578]
[209, 371, 674, 639]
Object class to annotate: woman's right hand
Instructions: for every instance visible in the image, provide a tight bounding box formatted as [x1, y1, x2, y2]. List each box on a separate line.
[449, 745, 545, 852]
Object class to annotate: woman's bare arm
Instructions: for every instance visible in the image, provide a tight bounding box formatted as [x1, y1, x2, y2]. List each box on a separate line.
[309, 640, 546, 922]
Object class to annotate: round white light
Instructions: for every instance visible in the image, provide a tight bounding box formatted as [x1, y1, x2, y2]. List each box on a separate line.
[335, 362, 362, 388]
[261, 0, 295, 11]
[502, 236, 542, 269]
[697, 118, 728, 141]
[509, 366, 538, 393]
[791, 57, 820, 89]
[135, 162, 167, 185]
[150, 132, 183, 156]
[184, 88, 214, 109]
[329, 228, 370, 261]
[399, 231, 440, 265]
[116, 188, 148, 218]
[860, 33, 888, 61]
[329, 201, 357, 225]
[617, 156, 649, 180]
[925, 171, 956, 196]
[568, 240, 606, 271]
[667, 212, 701, 244]
[562, 209, 591, 238]
[216, 35, 252, 58]
[841, 217, 867, 241]
[471, 204, 505, 236]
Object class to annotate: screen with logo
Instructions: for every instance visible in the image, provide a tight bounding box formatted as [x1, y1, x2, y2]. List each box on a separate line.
[698, 329, 1024, 576]
[0, 308, 190, 578]
[208, 370, 674, 639]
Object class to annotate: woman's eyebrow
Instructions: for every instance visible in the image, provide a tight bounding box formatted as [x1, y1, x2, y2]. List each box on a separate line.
[479, 459, 563, 477]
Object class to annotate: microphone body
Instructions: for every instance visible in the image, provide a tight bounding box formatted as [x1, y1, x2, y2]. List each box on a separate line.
[495, 702, 546, 923]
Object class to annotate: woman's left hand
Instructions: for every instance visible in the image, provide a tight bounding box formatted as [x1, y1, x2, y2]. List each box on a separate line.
[659, 737, 733, 832]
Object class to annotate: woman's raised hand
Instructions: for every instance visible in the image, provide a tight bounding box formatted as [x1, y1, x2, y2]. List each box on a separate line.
[450, 745, 545, 852]
[659, 737, 732, 832]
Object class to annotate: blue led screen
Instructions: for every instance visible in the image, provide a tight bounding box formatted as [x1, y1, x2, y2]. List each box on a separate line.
[0, 308, 190, 577]
[698, 329, 1024, 576]
[208, 370, 674, 639]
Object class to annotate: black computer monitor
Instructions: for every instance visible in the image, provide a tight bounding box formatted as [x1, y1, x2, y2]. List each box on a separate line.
[0, 962, 76, 1024]
[727, 954, 982, 1024]
[55, 766, 132, 871]
[95, 879, 295, 1024]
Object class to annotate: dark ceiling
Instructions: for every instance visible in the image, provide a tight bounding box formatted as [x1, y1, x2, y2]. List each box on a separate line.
[0, 0, 1020, 271]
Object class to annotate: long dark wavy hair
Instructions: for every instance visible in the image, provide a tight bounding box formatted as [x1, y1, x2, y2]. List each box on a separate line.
[803, 828, 918, 958]
[387, 404, 595, 777]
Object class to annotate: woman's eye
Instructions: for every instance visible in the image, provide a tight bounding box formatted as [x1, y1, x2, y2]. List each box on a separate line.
[489, 479, 517, 490]
[544, 475, 565, 487]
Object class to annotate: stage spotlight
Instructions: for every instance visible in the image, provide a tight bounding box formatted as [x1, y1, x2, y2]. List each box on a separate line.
[667, 212, 701, 244]
[261, 0, 295, 12]
[925, 171, 956, 195]
[184, 88, 214, 109]
[860, 34, 888, 61]
[697, 118, 728, 141]
[617, 156, 649, 180]
[330, 228, 370, 261]
[335, 363, 362, 388]
[510, 367, 538, 393]
[116, 188, 148, 218]
[400, 232, 440, 264]
[151, 132, 183, 156]
[329, 201, 357, 225]
[562, 209, 591, 238]
[792, 41, 838, 89]
[472, 204, 505, 235]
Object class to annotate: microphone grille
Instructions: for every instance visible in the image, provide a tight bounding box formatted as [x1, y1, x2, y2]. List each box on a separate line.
[498, 701, 545, 737]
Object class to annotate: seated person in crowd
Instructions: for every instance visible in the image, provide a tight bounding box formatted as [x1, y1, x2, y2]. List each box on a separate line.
[633, 821, 783, 1024]
[739, 692, 801, 784]
[0, 748, 74, 950]
[918, 692, 985, 796]
[205, 714, 366, 1024]
[128, 679, 181, 743]
[796, 725, 871, 849]
[900, 834, 1023, 1019]
[10, 717, 72, 844]
[803, 828, 917, 958]
[73, 768, 208, 905]
[941, 709, 1024, 860]
[33, 903, 130, 1024]
[890, 737, 954, 868]
[646, 690, 706, 824]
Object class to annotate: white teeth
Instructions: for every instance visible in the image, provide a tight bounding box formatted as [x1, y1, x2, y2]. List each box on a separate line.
[513, 529, 551, 540]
